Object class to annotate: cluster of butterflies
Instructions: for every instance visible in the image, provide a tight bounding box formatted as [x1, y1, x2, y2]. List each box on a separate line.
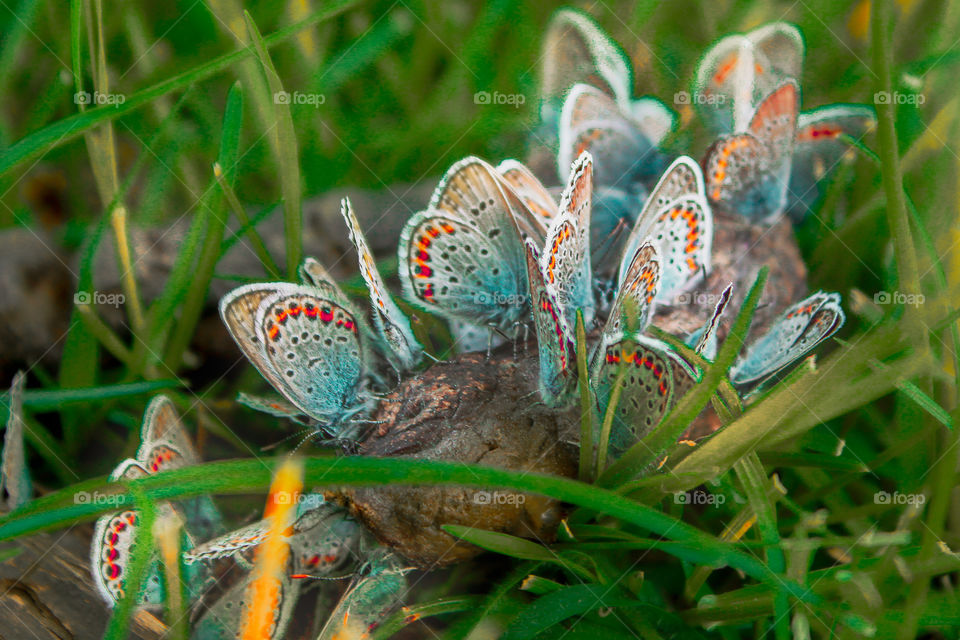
[219, 10, 853, 457]
[78, 8, 866, 638]
[88, 396, 411, 639]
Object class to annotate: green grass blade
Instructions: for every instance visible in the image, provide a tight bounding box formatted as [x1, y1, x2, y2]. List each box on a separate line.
[243, 11, 303, 278]
[161, 82, 243, 370]
[600, 267, 768, 487]
[0, 0, 356, 177]
[0, 456, 819, 605]
[103, 485, 156, 640]
[575, 310, 593, 481]
[0, 379, 181, 412]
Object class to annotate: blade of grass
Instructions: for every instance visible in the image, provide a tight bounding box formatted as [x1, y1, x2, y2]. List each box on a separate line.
[734, 453, 788, 640]
[213, 163, 281, 278]
[372, 596, 481, 640]
[161, 82, 243, 371]
[872, 0, 925, 352]
[103, 485, 156, 640]
[0, 379, 181, 412]
[0, 0, 357, 177]
[218, 198, 282, 255]
[244, 11, 303, 278]
[575, 310, 593, 482]
[599, 267, 768, 487]
[0, 456, 820, 605]
[442, 525, 594, 580]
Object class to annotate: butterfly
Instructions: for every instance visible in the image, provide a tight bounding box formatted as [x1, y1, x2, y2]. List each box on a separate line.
[91, 396, 220, 608]
[702, 80, 800, 223]
[540, 9, 676, 185]
[684, 284, 734, 361]
[341, 197, 424, 370]
[137, 396, 223, 541]
[787, 104, 876, 219]
[398, 156, 543, 346]
[500, 156, 644, 280]
[587, 247, 701, 457]
[694, 22, 875, 221]
[220, 259, 369, 437]
[558, 82, 672, 191]
[693, 21, 804, 136]
[540, 7, 633, 120]
[316, 549, 409, 640]
[730, 291, 845, 387]
[619, 156, 713, 303]
[186, 499, 363, 579]
[191, 557, 301, 640]
[590, 333, 699, 455]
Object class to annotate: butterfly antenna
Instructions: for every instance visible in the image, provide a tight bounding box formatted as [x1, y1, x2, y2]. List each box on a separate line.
[261, 426, 316, 452]
[290, 572, 354, 581]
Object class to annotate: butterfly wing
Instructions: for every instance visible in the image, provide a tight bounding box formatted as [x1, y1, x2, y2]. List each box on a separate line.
[620, 156, 706, 284]
[448, 319, 505, 354]
[628, 96, 677, 148]
[137, 395, 225, 542]
[787, 104, 876, 218]
[253, 283, 366, 429]
[192, 563, 300, 640]
[703, 80, 798, 222]
[748, 22, 804, 83]
[185, 519, 271, 564]
[90, 460, 168, 608]
[341, 197, 423, 370]
[399, 211, 528, 329]
[541, 8, 632, 115]
[317, 551, 408, 640]
[589, 335, 697, 454]
[496, 158, 557, 237]
[693, 34, 756, 134]
[525, 239, 577, 408]
[558, 83, 661, 188]
[289, 504, 364, 577]
[137, 395, 198, 471]
[731, 291, 845, 386]
[600, 241, 660, 347]
[221, 283, 289, 392]
[399, 157, 529, 330]
[542, 152, 595, 327]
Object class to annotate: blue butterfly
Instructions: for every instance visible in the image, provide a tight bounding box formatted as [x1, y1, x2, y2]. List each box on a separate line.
[341, 197, 424, 371]
[398, 156, 547, 351]
[694, 22, 875, 222]
[731, 291, 845, 387]
[219, 260, 370, 437]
